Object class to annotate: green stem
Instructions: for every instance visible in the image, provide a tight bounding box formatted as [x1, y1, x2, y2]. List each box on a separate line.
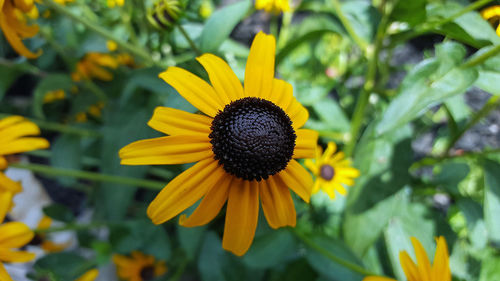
[460, 44, 500, 69]
[0, 113, 101, 137]
[411, 148, 500, 170]
[442, 104, 459, 138]
[445, 95, 500, 154]
[177, 24, 202, 56]
[330, 0, 369, 52]
[43, 0, 156, 66]
[270, 15, 279, 39]
[9, 162, 165, 190]
[291, 228, 377, 276]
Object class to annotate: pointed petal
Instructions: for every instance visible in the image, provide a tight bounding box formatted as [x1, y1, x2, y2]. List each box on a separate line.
[411, 237, 432, 281]
[119, 135, 213, 165]
[399, 251, 420, 281]
[0, 116, 24, 130]
[0, 249, 35, 263]
[0, 222, 34, 248]
[277, 160, 313, 203]
[0, 119, 40, 143]
[266, 79, 293, 110]
[260, 176, 296, 229]
[0, 138, 49, 155]
[286, 98, 309, 129]
[197, 54, 244, 103]
[179, 174, 231, 227]
[222, 179, 259, 256]
[147, 107, 212, 136]
[159, 67, 224, 117]
[0, 192, 13, 223]
[244, 32, 275, 98]
[0, 172, 22, 194]
[0, 15, 39, 59]
[75, 269, 99, 281]
[147, 159, 225, 224]
[293, 129, 318, 159]
[0, 263, 14, 281]
[431, 236, 451, 281]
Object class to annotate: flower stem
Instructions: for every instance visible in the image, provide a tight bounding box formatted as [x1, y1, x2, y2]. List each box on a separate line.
[330, 0, 369, 52]
[177, 24, 202, 56]
[291, 228, 377, 276]
[460, 44, 500, 69]
[9, 162, 165, 190]
[411, 148, 500, 170]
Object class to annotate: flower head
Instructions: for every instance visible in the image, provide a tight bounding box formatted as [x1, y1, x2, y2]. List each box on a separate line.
[481, 5, 500, 36]
[29, 216, 69, 253]
[119, 32, 318, 255]
[0, 0, 42, 58]
[364, 236, 451, 281]
[255, 0, 290, 14]
[305, 142, 359, 199]
[71, 53, 120, 81]
[113, 251, 167, 281]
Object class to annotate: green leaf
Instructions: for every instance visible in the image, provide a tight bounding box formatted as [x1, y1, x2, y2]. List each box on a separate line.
[178, 224, 207, 261]
[243, 229, 295, 269]
[198, 231, 227, 281]
[457, 198, 488, 249]
[340, 0, 380, 43]
[43, 203, 75, 223]
[35, 252, 92, 281]
[390, 0, 426, 27]
[376, 42, 478, 135]
[479, 256, 500, 281]
[483, 159, 500, 245]
[474, 54, 500, 95]
[0, 64, 22, 101]
[310, 96, 350, 132]
[50, 135, 82, 186]
[32, 74, 73, 119]
[199, 0, 251, 53]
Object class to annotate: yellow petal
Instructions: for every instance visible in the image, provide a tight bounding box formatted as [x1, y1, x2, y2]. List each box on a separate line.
[480, 5, 500, 20]
[222, 179, 259, 256]
[0, 172, 22, 194]
[267, 79, 293, 110]
[147, 107, 212, 136]
[336, 167, 360, 178]
[260, 176, 296, 229]
[0, 263, 14, 281]
[0, 13, 40, 58]
[431, 236, 451, 281]
[159, 67, 224, 117]
[179, 174, 231, 227]
[293, 129, 318, 159]
[277, 160, 312, 203]
[244, 32, 275, 99]
[0, 116, 24, 130]
[0, 137, 49, 155]
[147, 159, 225, 224]
[399, 251, 420, 281]
[75, 269, 99, 281]
[321, 142, 338, 162]
[286, 97, 309, 129]
[119, 135, 213, 165]
[411, 237, 432, 281]
[197, 53, 244, 104]
[0, 249, 35, 263]
[0, 157, 6, 169]
[0, 119, 40, 143]
[0, 222, 34, 248]
[0, 192, 13, 224]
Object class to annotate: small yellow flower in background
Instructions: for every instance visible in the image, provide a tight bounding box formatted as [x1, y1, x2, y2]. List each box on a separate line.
[74, 112, 88, 123]
[30, 216, 69, 253]
[88, 102, 105, 118]
[199, 0, 213, 19]
[0, 216, 36, 281]
[75, 268, 99, 281]
[255, 0, 290, 14]
[43, 89, 66, 104]
[0, 0, 42, 58]
[0, 116, 49, 221]
[71, 52, 120, 82]
[113, 251, 167, 281]
[107, 40, 118, 52]
[481, 5, 500, 36]
[107, 0, 124, 8]
[120, 32, 318, 256]
[364, 236, 451, 281]
[53, 0, 75, 5]
[305, 142, 360, 199]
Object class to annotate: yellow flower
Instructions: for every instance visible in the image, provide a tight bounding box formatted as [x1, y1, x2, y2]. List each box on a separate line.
[71, 52, 120, 82]
[120, 32, 318, 256]
[0, 0, 42, 58]
[113, 251, 167, 281]
[107, 40, 118, 52]
[255, 0, 290, 14]
[30, 216, 69, 253]
[75, 269, 99, 281]
[0, 116, 49, 221]
[305, 142, 359, 199]
[43, 89, 66, 104]
[481, 5, 500, 36]
[0, 218, 36, 281]
[364, 237, 451, 281]
[107, 0, 124, 8]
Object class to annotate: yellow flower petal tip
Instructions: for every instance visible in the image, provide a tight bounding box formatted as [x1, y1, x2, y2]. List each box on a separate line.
[255, 0, 290, 14]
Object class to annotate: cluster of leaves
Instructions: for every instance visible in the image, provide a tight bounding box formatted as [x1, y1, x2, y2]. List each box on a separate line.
[1, 0, 500, 280]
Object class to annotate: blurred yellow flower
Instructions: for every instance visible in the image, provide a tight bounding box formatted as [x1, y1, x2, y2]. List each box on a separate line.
[199, 0, 213, 19]
[305, 142, 360, 199]
[0, 0, 42, 58]
[120, 32, 317, 256]
[53, 0, 75, 5]
[107, 0, 124, 8]
[363, 237, 451, 281]
[75, 269, 99, 281]
[113, 251, 167, 281]
[30, 216, 69, 253]
[71, 53, 119, 81]
[0, 217, 36, 281]
[255, 0, 290, 14]
[43, 89, 66, 104]
[107, 40, 118, 52]
[481, 5, 500, 36]
[0, 116, 49, 221]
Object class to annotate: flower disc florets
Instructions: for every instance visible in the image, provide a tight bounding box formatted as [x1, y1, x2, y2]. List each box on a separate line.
[210, 97, 296, 181]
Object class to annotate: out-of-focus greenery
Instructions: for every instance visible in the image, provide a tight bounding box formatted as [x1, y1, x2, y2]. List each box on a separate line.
[1, 0, 500, 280]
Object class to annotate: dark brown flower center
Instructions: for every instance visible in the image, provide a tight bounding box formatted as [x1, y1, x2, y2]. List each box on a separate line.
[140, 265, 155, 280]
[320, 164, 335, 180]
[210, 97, 296, 181]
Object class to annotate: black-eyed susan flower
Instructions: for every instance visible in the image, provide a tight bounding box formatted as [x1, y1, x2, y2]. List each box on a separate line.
[255, 0, 290, 14]
[305, 142, 359, 199]
[0, 116, 49, 221]
[481, 5, 500, 36]
[0, 0, 41, 58]
[0, 217, 36, 281]
[119, 32, 318, 256]
[71, 53, 120, 82]
[364, 236, 451, 281]
[113, 251, 167, 281]
[29, 216, 69, 253]
[75, 269, 99, 281]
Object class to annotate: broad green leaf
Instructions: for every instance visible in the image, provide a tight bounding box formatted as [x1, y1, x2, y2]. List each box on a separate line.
[243, 229, 295, 269]
[43, 203, 75, 223]
[35, 252, 92, 281]
[178, 224, 207, 261]
[483, 159, 500, 245]
[376, 42, 478, 135]
[308, 96, 350, 133]
[198, 231, 227, 281]
[50, 135, 82, 186]
[390, 0, 426, 27]
[32, 74, 73, 119]
[0, 64, 23, 101]
[199, 0, 251, 53]
[457, 199, 488, 249]
[340, 0, 380, 43]
[474, 54, 500, 95]
[479, 256, 500, 281]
